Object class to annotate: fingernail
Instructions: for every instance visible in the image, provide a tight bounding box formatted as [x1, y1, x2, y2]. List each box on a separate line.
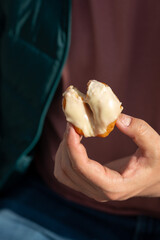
[118, 114, 131, 127]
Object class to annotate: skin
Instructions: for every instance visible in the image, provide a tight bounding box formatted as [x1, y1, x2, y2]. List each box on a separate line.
[54, 113, 160, 202]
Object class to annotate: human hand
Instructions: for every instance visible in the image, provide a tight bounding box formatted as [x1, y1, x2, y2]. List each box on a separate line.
[54, 114, 160, 202]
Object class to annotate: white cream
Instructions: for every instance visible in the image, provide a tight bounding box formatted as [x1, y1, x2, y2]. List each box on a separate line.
[86, 80, 123, 135]
[63, 86, 94, 137]
[63, 80, 123, 137]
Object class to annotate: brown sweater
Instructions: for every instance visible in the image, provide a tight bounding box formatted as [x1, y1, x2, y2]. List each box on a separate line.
[34, 0, 160, 218]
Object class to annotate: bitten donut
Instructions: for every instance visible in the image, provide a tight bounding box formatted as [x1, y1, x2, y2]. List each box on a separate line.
[62, 80, 123, 137]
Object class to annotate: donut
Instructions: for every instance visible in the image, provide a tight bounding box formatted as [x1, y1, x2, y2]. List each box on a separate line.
[62, 80, 123, 137]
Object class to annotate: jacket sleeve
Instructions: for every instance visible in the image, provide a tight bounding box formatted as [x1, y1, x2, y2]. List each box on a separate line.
[0, 1, 5, 151]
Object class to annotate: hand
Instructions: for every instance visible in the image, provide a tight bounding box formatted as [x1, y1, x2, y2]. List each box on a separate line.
[54, 114, 160, 202]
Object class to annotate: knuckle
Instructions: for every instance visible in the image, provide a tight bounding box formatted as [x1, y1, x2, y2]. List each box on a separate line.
[54, 164, 66, 184]
[72, 162, 81, 173]
[60, 158, 70, 174]
[106, 191, 129, 201]
[53, 164, 58, 179]
[54, 169, 62, 183]
[71, 160, 84, 175]
[55, 172, 65, 185]
[106, 192, 121, 201]
[61, 161, 68, 173]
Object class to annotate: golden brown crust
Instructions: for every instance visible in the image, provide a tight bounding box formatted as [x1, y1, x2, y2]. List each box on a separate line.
[97, 121, 116, 137]
[74, 126, 84, 136]
[73, 121, 116, 137]
[63, 94, 85, 136]
[62, 97, 66, 110]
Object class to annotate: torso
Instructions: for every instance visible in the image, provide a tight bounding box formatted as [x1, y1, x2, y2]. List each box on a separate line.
[34, 0, 160, 218]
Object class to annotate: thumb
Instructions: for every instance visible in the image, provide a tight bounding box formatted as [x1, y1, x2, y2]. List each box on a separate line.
[116, 114, 160, 153]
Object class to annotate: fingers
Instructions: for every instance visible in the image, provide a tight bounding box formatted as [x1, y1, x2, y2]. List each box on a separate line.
[62, 141, 108, 201]
[55, 124, 125, 201]
[116, 114, 160, 154]
[54, 118, 160, 201]
[54, 141, 81, 192]
[66, 124, 124, 193]
[54, 131, 108, 201]
[54, 123, 155, 201]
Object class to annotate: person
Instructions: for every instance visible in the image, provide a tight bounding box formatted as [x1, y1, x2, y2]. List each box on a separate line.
[1, 0, 160, 239]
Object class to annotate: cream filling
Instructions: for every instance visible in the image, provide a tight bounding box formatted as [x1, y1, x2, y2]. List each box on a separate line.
[63, 80, 123, 137]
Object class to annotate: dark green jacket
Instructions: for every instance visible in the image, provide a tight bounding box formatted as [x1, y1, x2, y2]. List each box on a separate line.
[0, 0, 72, 188]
